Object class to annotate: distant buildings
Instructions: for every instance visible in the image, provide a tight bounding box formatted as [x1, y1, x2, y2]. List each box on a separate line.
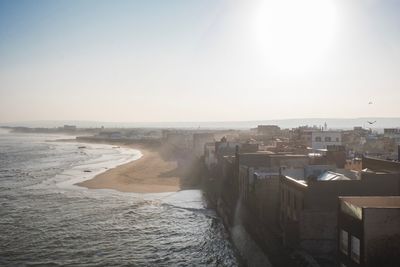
[62, 125, 77, 131]
[384, 128, 400, 145]
[163, 130, 192, 152]
[97, 131, 123, 140]
[200, 127, 400, 266]
[257, 125, 281, 136]
[311, 131, 342, 150]
[193, 133, 214, 158]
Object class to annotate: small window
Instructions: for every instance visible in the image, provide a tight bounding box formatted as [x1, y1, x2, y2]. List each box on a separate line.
[315, 136, 322, 142]
[336, 137, 340, 142]
[351, 236, 360, 263]
[325, 136, 332, 142]
[340, 229, 349, 255]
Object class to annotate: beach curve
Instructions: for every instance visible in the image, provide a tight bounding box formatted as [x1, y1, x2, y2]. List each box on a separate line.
[77, 144, 181, 193]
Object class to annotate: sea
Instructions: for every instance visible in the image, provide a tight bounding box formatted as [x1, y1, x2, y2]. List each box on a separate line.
[0, 129, 240, 266]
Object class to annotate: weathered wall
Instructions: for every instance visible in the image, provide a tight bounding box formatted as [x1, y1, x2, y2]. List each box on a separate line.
[253, 176, 280, 226]
[305, 175, 400, 211]
[364, 208, 400, 267]
[299, 210, 337, 255]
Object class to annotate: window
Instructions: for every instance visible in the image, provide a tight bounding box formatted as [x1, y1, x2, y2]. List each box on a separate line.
[340, 229, 349, 255]
[315, 136, 322, 142]
[336, 137, 340, 142]
[325, 136, 331, 142]
[351, 236, 360, 263]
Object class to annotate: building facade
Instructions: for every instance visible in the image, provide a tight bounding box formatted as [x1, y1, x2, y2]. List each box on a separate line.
[338, 196, 400, 267]
[312, 131, 342, 150]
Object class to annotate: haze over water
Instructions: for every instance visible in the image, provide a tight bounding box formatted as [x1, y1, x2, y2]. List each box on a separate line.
[0, 130, 239, 266]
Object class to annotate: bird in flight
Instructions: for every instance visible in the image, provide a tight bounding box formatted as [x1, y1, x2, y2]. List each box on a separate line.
[367, 121, 376, 125]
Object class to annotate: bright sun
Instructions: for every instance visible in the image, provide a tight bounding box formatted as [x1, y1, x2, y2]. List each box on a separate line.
[253, 0, 338, 74]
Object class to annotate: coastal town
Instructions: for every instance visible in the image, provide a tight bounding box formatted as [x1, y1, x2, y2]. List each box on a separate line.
[162, 124, 400, 267]
[5, 123, 400, 267]
[2, 1, 400, 266]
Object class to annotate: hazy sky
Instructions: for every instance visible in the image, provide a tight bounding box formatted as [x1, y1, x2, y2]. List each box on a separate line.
[1, 0, 399, 123]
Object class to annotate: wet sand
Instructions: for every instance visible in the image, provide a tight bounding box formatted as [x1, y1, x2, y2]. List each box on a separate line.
[77, 145, 181, 193]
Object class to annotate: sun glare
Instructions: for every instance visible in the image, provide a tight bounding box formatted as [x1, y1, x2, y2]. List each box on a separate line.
[253, 0, 338, 74]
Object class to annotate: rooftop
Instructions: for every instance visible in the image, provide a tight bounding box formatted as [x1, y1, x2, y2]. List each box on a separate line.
[340, 196, 400, 208]
[239, 152, 307, 157]
[282, 175, 308, 187]
[340, 196, 400, 220]
[317, 171, 351, 181]
[362, 156, 400, 173]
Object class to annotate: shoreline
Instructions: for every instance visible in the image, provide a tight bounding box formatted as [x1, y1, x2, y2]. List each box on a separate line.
[76, 141, 181, 193]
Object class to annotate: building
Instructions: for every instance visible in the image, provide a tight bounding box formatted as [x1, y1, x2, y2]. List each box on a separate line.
[63, 125, 77, 131]
[238, 153, 309, 227]
[338, 196, 400, 267]
[345, 158, 363, 172]
[58, 125, 77, 132]
[214, 138, 241, 161]
[362, 155, 400, 173]
[164, 131, 192, 151]
[384, 128, 400, 144]
[193, 133, 215, 158]
[204, 142, 217, 171]
[96, 131, 123, 139]
[257, 125, 281, 136]
[291, 125, 321, 148]
[325, 145, 347, 168]
[280, 163, 400, 259]
[311, 131, 342, 150]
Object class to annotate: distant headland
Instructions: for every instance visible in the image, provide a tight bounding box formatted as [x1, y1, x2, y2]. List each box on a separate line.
[1, 117, 400, 130]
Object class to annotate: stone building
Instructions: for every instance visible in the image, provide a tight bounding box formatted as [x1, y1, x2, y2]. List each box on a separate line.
[338, 196, 400, 267]
[279, 157, 400, 262]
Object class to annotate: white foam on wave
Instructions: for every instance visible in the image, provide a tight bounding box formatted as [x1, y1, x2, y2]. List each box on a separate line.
[19, 139, 142, 194]
[54, 143, 142, 191]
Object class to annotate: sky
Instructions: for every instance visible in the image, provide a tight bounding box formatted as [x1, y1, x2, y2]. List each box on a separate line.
[0, 0, 400, 123]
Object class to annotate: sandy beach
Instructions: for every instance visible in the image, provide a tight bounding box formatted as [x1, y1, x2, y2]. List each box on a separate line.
[77, 144, 181, 193]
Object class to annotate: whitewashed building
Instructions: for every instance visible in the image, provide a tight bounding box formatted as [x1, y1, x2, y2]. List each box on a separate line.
[311, 131, 342, 150]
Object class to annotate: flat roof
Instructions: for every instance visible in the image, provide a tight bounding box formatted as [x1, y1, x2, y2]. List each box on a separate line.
[239, 152, 307, 157]
[282, 175, 308, 187]
[318, 171, 351, 181]
[340, 196, 400, 208]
